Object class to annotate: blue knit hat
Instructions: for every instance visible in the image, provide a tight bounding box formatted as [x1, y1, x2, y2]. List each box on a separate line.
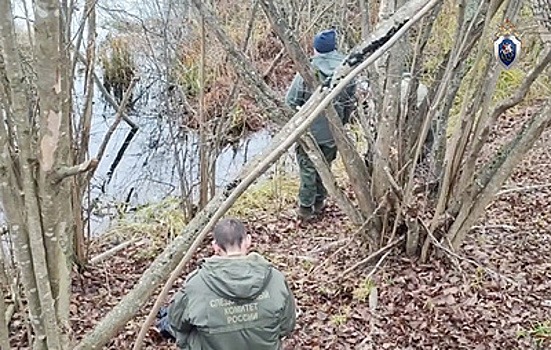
[313, 29, 336, 53]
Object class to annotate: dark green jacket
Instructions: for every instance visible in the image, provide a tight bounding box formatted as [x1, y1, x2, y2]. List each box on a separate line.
[167, 253, 296, 350]
[285, 50, 356, 146]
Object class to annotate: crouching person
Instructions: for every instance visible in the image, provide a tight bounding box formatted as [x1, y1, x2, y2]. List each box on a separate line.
[167, 218, 297, 350]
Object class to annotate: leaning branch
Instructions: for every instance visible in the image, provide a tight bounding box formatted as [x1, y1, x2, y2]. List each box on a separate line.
[74, 50, 139, 130]
[90, 238, 145, 265]
[85, 77, 139, 185]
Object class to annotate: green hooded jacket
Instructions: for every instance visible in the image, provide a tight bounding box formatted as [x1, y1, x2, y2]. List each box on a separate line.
[167, 253, 296, 350]
[285, 50, 356, 146]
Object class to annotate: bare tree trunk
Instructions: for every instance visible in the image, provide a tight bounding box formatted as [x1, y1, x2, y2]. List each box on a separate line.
[1, 0, 78, 348]
[0, 3, 48, 349]
[34, 0, 74, 344]
[198, 13, 209, 209]
[372, 0, 403, 203]
[446, 98, 551, 249]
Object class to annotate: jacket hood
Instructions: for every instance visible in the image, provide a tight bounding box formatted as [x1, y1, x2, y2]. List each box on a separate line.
[311, 51, 345, 77]
[199, 252, 273, 302]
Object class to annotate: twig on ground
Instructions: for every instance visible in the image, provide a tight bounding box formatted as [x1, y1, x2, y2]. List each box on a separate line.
[419, 219, 518, 286]
[471, 224, 517, 231]
[89, 238, 145, 265]
[309, 199, 387, 275]
[364, 250, 392, 281]
[335, 237, 404, 282]
[309, 238, 351, 254]
[496, 183, 551, 196]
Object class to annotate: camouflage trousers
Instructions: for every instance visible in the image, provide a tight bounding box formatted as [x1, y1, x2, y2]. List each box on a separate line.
[296, 143, 338, 208]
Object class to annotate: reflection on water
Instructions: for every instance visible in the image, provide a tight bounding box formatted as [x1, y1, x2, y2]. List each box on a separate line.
[4, 0, 299, 236]
[86, 107, 292, 234]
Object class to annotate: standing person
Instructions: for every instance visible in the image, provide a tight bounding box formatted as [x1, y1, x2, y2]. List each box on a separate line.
[167, 218, 297, 350]
[285, 28, 357, 221]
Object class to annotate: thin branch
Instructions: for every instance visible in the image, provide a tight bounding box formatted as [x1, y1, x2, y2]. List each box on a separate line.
[54, 159, 98, 182]
[490, 47, 551, 121]
[337, 237, 404, 281]
[309, 196, 388, 275]
[419, 219, 518, 285]
[382, 165, 403, 201]
[261, 1, 339, 78]
[496, 183, 551, 196]
[364, 250, 392, 281]
[90, 238, 145, 265]
[74, 50, 138, 130]
[77, 0, 97, 165]
[86, 77, 139, 185]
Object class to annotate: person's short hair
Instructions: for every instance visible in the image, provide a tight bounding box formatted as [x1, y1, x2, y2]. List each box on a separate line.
[213, 218, 247, 251]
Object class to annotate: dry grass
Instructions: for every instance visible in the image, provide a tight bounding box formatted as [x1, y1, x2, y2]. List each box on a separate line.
[99, 36, 136, 100]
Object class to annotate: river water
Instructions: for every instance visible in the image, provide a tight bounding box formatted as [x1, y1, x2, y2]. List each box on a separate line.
[4, 0, 298, 235]
[85, 96, 282, 234]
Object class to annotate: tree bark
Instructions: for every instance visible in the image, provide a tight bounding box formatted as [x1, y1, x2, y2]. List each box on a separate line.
[0, 2, 48, 349]
[372, 0, 401, 203]
[1, 0, 74, 348]
[0, 283, 10, 350]
[34, 0, 73, 344]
